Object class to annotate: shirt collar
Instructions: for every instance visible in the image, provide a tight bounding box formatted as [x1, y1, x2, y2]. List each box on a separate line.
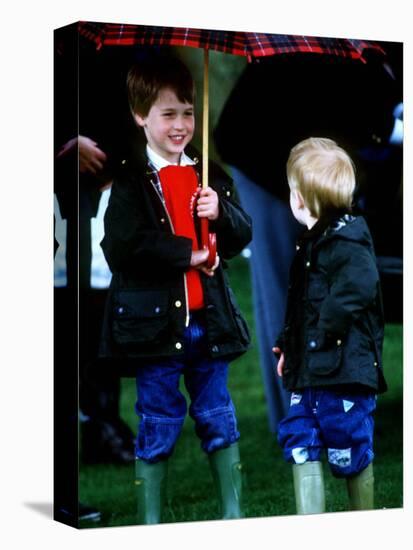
[146, 145, 196, 171]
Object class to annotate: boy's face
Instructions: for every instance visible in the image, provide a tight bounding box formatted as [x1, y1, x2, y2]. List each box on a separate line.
[134, 87, 194, 163]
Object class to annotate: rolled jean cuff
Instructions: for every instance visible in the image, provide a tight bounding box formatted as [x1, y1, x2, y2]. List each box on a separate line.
[135, 413, 185, 463]
[192, 404, 240, 455]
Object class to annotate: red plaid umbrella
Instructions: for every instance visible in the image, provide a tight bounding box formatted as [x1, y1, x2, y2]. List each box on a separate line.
[78, 22, 384, 62]
[78, 21, 386, 266]
[78, 21, 385, 182]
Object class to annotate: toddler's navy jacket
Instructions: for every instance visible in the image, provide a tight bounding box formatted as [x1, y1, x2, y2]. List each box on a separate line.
[276, 213, 387, 393]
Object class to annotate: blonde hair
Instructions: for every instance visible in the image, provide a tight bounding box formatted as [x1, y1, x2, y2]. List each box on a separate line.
[286, 137, 356, 218]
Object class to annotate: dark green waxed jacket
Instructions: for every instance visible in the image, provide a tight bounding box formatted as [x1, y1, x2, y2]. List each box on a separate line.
[99, 144, 252, 372]
[275, 213, 387, 393]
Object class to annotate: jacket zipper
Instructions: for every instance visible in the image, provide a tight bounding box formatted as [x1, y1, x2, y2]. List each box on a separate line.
[149, 178, 190, 327]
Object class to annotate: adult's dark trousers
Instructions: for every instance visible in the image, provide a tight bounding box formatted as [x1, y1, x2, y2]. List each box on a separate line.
[230, 167, 301, 432]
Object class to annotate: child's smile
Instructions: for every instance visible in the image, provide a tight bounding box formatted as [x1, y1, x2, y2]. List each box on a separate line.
[169, 134, 186, 145]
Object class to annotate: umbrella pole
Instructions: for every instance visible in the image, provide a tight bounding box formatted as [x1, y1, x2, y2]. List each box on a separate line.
[200, 48, 216, 268]
[202, 48, 209, 189]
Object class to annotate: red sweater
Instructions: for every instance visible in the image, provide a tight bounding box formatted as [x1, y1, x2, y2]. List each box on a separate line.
[159, 165, 204, 310]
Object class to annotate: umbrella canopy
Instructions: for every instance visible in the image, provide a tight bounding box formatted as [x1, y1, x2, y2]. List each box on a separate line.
[78, 21, 384, 62]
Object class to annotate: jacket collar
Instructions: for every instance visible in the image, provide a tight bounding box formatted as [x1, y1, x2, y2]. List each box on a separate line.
[299, 208, 351, 244]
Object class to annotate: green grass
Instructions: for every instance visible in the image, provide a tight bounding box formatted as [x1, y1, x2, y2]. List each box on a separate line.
[79, 256, 403, 527]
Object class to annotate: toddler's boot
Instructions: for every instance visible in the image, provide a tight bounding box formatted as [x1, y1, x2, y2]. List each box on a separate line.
[292, 460, 325, 514]
[134, 458, 168, 524]
[346, 463, 374, 510]
[208, 443, 244, 519]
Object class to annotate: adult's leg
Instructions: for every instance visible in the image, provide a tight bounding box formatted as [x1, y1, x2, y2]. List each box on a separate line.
[231, 167, 301, 432]
[79, 289, 135, 465]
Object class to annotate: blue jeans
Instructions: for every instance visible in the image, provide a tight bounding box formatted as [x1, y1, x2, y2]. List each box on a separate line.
[135, 313, 240, 463]
[278, 388, 376, 477]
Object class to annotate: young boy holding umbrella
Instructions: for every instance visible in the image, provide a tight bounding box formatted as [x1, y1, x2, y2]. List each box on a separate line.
[99, 53, 251, 524]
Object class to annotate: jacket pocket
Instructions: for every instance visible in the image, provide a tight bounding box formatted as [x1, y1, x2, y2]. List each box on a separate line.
[306, 328, 343, 376]
[227, 287, 251, 346]
[112, 289, 169, 346]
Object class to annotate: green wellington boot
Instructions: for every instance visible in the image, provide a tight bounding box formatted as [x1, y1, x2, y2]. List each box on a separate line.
[292, 461, 326, 514]
[134, 458, 168, 524]
[346, 463, 374, 511]
[208, 443, 244, 519]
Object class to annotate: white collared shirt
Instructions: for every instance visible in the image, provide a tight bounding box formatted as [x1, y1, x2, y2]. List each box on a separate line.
[146, 145, 196, 171]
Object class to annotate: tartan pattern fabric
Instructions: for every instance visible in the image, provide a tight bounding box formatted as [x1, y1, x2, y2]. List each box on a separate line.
[78, 21, 385, 62]
[146, 161, 164, 198]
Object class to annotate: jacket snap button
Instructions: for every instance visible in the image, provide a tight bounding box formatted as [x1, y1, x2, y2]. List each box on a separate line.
[374, 361, 378, 367]
[226, 191, 231, 197]
[309, 340, 317, 349]
[296, 245, 300, 251]
[175, 300, 182, 308]
[118, 307, 124, 314]
[337, 339, 342, 346]
[155, 307, 161, 314]
[306, 261, 311, 268]
[175, 342, 182, 350]
[212, 345, 219, 353]
[160, 218, 166, 224]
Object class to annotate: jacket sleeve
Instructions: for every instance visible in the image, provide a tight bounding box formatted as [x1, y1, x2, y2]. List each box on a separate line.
[317, 239, 380, 336]
[209, 172, 252, 259]
[101, 180, 193, 273]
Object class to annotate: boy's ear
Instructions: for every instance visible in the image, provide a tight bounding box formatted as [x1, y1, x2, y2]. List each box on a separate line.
[295, 190, 305, 209]
[134, 113, 146, 127]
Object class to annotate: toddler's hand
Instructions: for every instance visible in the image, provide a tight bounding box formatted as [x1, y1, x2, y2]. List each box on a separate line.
[196, 188, 219, 220]
[272, 347, 285, 377]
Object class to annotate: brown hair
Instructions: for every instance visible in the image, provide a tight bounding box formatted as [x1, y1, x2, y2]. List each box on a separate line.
[127, 54, 195, 117]
[287, 137, 356, 218]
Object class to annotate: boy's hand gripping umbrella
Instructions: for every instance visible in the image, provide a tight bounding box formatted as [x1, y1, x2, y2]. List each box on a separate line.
[78, 22, 386, 268]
